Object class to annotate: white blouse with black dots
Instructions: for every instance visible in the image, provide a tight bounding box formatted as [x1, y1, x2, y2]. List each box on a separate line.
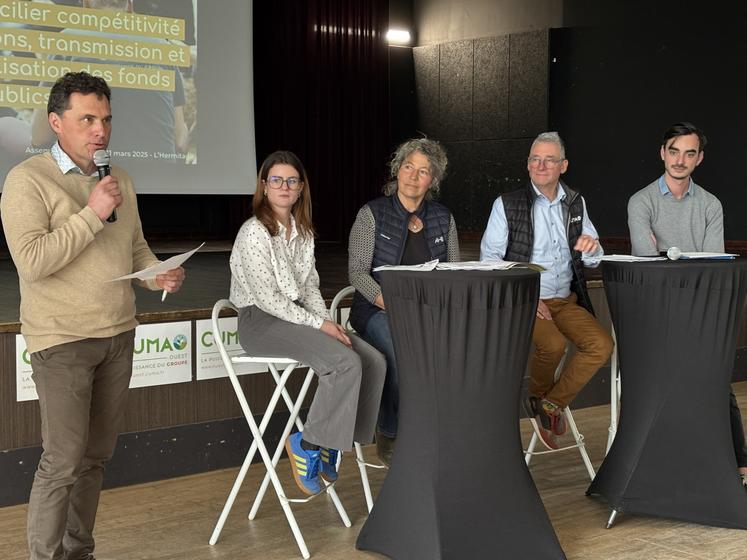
[229, 216, 327, 329]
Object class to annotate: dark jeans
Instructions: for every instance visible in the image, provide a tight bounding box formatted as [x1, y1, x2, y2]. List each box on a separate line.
[362, 310, 399, 438]
[730, 391, 747, 468]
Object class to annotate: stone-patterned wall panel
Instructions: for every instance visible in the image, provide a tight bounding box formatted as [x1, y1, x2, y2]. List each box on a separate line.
[474, 36, 509, 140]
[467, 139, 532, 231]
[508, 30, 549, 138]
[439, 40, 474, 141]
[438, 141, 473, 227]
[413, 44, 440, 138]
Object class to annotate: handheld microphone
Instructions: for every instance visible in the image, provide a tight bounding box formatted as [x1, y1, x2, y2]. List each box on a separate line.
[93, 149, 116, 223]
[666, 246, 681, 260]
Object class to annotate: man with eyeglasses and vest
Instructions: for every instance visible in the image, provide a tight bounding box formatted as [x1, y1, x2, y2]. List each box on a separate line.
[480, 131, 613, 449]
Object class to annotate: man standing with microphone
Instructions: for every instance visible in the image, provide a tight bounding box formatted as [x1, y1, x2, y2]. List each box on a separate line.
[1, 72, 185, 560]
[93, 149, 117, 222]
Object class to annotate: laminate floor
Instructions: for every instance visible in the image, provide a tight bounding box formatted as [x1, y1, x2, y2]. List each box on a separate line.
[1, 382, 745, 560]
[0, 237, 480, 327]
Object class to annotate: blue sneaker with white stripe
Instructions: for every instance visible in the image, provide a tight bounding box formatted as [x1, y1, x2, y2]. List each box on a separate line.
[320, 447, 339, 482]
[285, 432, 321, 495]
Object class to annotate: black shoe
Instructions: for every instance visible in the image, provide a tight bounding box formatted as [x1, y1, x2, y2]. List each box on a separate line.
[522, 395, 539, 418]
[375, 428, 395, 467]
[523, 396, 551, 430]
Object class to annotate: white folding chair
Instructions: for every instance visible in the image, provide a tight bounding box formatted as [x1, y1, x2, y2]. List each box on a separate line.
[606, 326, 621, 454]
[523, 344, 596, 481]
[329, 286, 388, 513]
[208, 299, 350, 560]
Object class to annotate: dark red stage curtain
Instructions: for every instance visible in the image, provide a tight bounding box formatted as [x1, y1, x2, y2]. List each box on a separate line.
[253, 0, 390, 243]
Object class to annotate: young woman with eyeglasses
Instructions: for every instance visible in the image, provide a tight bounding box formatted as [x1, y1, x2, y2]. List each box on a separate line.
[229, 150, 385, 495]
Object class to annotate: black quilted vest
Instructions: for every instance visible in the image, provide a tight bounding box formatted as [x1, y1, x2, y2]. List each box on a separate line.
[350, 195, 452, 333]
[502, 182, 594, 314]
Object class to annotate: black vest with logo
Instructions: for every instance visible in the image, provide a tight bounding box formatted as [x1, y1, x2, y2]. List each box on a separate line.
[501, 182, 594, 314]
[350, 195, 452, 333]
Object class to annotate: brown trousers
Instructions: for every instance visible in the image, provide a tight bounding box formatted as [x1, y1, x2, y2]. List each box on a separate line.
[529, 294, 613, 407]
[27, 331, 135, 560]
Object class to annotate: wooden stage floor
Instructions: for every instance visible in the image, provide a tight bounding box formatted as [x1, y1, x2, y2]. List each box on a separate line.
[1, 383, 745, 560]
[0, 240, 482, 328]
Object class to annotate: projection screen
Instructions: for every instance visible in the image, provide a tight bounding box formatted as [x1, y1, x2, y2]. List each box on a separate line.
[0, 0, 257, 194]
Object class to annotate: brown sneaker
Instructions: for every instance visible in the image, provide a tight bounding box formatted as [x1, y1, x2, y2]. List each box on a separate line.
[541, 399, 567, 436]
[375, 428, 395, 467]
[537, 426, 559, 450]
[523, 396, 559, 450]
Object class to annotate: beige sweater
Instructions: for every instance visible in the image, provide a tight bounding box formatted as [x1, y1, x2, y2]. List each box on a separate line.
[1, 152, 159, 353]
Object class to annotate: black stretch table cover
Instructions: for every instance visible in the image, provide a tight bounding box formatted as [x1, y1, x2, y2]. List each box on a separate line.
[356, 269, 566, 560]
[588, 259, 747, 528]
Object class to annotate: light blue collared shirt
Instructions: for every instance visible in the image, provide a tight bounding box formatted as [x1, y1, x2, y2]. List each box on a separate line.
[50, 142, 98, 176]
[479, 183, 603, 299]
[658, 175, 693, 197]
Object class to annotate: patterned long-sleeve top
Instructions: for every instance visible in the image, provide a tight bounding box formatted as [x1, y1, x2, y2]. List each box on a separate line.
[229, 216, 328, 328]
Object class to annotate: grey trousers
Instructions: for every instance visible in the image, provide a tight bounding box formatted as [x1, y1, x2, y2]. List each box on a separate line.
[27, 330, 135, 560]
[238, 306, 386, 451]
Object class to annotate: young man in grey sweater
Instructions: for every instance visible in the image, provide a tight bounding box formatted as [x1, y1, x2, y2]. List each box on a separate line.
[627, 122, 746, 490]
[628, 122, 723, 256]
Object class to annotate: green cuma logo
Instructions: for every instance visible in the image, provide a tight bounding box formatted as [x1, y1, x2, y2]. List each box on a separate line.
[173, 334, 188, 350]
[134, 334, 189, 354]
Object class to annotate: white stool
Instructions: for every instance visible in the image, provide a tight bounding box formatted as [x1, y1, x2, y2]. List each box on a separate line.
[523, 345, 596, 481]
[606, 327, 621, 454]
[329, 286, 388, 512]
[208, 299, 351, 559]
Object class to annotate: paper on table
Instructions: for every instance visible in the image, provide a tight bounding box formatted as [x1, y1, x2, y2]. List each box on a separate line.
[107, 242, 205, 282]
[501, 261, 547, 272]
[373, 259, 439, 272]
[436, 260, 509, 270]
[593, 254, 667, 262]
[374, 260, 546, 272]
[436, 260, 546, 272]
[677, 252, 738, 260]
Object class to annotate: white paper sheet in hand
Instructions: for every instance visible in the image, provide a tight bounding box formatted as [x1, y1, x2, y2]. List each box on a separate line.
[107, 242, 205, 282]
